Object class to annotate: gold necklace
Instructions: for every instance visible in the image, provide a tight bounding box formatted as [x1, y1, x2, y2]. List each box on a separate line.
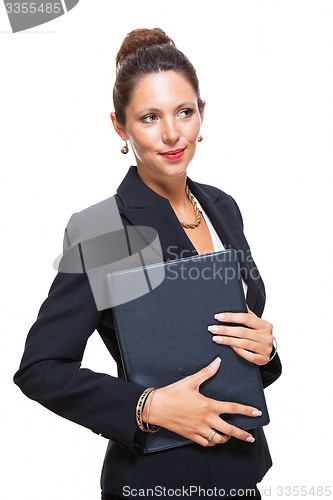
[179, 185, 201, 228]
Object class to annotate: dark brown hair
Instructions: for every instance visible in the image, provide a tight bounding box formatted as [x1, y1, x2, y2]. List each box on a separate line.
[113, 28, 204, 126]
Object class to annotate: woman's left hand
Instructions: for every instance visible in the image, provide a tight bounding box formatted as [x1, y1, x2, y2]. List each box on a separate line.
[208, 306, 273, 366]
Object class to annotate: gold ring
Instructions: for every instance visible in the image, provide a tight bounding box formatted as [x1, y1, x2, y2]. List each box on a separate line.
[207, 430, 216, 441]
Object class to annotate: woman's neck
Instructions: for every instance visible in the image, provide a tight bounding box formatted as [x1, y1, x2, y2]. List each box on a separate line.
[136, 166, 190, 211]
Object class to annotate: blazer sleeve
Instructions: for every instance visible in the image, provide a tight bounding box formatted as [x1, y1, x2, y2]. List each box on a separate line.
[13, 214, 147, 456]
[228, 195, 282, 389]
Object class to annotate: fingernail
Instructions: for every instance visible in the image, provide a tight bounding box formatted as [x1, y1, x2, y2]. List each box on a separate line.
[252, 410, 262, 416]
[246, 436, 255, 443]
[232, 347, 238, 351]
[212, 336, 224, 343]
[208, 325, 219, 333]
[214, 313, 225, 320]
[211, 356, 221, 368]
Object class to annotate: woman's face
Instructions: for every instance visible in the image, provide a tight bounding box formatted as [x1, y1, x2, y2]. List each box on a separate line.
[112, 70, 204, 183]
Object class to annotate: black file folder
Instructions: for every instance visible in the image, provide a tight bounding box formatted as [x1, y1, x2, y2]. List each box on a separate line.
[107, 249, 269, 453]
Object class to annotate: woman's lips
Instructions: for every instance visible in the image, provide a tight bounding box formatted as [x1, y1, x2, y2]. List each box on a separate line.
[159, 148, 185, 161]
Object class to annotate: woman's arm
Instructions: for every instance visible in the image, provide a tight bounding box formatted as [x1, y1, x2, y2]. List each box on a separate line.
[227, 195, 282, 387]
[14, 261, 147, 456]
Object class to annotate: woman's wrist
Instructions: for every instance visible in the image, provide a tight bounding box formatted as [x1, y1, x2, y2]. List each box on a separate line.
[136, 387, 161, 433]
[268, 336, 278, 362]
[142, 387, 160, 424]
[141, 391, 151, 423]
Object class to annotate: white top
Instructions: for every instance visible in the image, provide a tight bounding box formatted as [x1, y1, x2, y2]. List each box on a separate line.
[191, 194, 248, 299]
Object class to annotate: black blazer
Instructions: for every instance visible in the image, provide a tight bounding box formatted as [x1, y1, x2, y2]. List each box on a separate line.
[14, 165, 282, 498]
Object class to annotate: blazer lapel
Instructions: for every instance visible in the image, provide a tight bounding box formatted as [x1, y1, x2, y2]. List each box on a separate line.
[116, 166, 261, 310]
[116, 166, 197, 262]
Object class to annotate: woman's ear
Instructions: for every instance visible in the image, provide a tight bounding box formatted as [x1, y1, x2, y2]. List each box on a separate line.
[110, 111, 129, 141]
[200, 99, 206, 123]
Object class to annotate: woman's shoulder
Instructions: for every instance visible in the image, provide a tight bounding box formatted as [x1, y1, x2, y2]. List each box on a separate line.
[192, 179, 238, 204]
[64, 194, 120, 246]
[193, 179, 227, 197]
[58, 193, 123, 291]
[192, 180, 244, 230]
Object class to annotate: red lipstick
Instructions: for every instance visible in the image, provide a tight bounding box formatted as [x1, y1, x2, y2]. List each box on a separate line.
[160, 148, 185, 161]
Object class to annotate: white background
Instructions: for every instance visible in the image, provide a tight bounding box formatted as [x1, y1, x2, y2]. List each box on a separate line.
[1, 1, 332, 498]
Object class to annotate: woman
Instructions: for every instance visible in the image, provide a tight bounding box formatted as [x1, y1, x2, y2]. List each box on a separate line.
[14, 28, 281, 499]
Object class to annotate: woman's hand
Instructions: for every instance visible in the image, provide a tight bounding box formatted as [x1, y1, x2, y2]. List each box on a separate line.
[143, 357, 262, 447]
[208, 306, 273, 366]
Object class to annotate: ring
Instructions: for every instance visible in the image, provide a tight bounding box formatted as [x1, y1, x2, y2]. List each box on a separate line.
[207, 430, 216, 441]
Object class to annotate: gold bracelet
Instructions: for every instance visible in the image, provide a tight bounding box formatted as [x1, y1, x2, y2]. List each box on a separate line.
[146, 389, 161, 433]
[136, 387, 154, 432]
[269, 336, 278, 362]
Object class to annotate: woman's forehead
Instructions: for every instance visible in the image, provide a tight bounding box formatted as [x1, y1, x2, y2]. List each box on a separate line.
[128, 71, 197, 111]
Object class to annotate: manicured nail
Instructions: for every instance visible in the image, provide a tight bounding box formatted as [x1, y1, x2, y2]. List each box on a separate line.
[211, 357, 221, 368]
[246, 435, 255, 443]
[208, 325, 219, 333]
[252, 410, 262, 416]
[214, 313, 225, 320]
[232, 347, 238, 351]
[213, 336, 223, 343]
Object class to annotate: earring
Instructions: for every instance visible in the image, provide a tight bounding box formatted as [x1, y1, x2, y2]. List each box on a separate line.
[197, 134, 203, 142]
[120, 141, 129, 154]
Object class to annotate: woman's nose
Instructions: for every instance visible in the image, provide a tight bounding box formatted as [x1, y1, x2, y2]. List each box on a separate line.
[161, 119, 180, 144]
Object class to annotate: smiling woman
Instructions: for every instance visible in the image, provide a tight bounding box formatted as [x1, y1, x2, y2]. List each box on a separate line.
[111, 71, 203, 186]
[14, 27, 281, 500]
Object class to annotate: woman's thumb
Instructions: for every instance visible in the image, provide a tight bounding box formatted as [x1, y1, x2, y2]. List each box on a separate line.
[192, 356, 221, 387]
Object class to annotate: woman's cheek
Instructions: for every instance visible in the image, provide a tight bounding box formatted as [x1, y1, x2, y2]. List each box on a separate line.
[185, 122, 201, 144]
[136, 129, 159, 152]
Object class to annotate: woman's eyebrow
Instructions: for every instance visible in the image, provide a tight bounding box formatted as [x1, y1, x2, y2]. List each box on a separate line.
[136, 107, 160, 117]
[176, 101, 196, 109]
[136, 102, 196, 117]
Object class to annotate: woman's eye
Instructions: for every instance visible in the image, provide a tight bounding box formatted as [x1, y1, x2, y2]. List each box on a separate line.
[179, 108, 194, 118]
[142, 114, 157, 123]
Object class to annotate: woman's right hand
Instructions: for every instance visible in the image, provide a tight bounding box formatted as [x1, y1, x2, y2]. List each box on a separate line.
[143, 356, 262, 447]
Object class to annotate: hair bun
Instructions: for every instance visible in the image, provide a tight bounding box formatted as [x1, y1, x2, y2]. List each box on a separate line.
[116, 28, 175, 69]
